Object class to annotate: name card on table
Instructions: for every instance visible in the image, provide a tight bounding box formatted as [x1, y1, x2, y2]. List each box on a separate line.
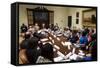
[57, 37, 60, 41]
[49, 37, 52, 40]
[54, 45, 60, 50]
[61, 42, 65, 45]
[53, 35, 56, 38]
[72, 48, 76, 54]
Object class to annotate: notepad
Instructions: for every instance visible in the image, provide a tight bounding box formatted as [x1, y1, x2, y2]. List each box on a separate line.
[54, 45, 60, 50]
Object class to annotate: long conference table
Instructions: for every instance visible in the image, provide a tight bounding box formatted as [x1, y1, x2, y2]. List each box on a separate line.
[19, 31, 90, 64]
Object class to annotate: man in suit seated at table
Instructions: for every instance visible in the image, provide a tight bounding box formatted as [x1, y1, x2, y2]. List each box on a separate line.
[36, 43, 54, 63]
[25, 37, 41, 64]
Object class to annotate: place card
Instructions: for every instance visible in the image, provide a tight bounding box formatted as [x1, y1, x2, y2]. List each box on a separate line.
[40, 38, 48, 42]
[57, 37, 60, 41]
[49, 37, 52, 40]
[61, 41, 65, 45]
[54, 45, 60, 50]
[48, 42, 52, 44]
[52, 40, 54, 44]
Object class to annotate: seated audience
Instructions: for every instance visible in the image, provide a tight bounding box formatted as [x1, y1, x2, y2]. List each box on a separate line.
[79, 31, 88, 50]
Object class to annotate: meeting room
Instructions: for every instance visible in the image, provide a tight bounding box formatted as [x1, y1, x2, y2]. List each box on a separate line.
[18, 4, 97, 64]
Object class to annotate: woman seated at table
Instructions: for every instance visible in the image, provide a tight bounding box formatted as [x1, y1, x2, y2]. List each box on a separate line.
[79, 31, 88, 50]
[63, 27, 71, 38]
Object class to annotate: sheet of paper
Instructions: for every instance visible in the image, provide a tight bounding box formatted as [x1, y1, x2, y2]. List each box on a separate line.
[57, 51, 65, 58]
[54, 56, 63, 62]
[65, 52, 72, 59]
[57, 37, 60, 41]
[54, 45, 60, 50]
[69, 54, 78, 60]
[72, 48, 76, 54]
[65, 42, 72, 46]
[67, 45, 71, 50]
[79, 50, 83, 53]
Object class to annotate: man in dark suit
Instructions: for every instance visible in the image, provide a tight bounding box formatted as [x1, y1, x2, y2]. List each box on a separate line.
[20, 24, 28, 33]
